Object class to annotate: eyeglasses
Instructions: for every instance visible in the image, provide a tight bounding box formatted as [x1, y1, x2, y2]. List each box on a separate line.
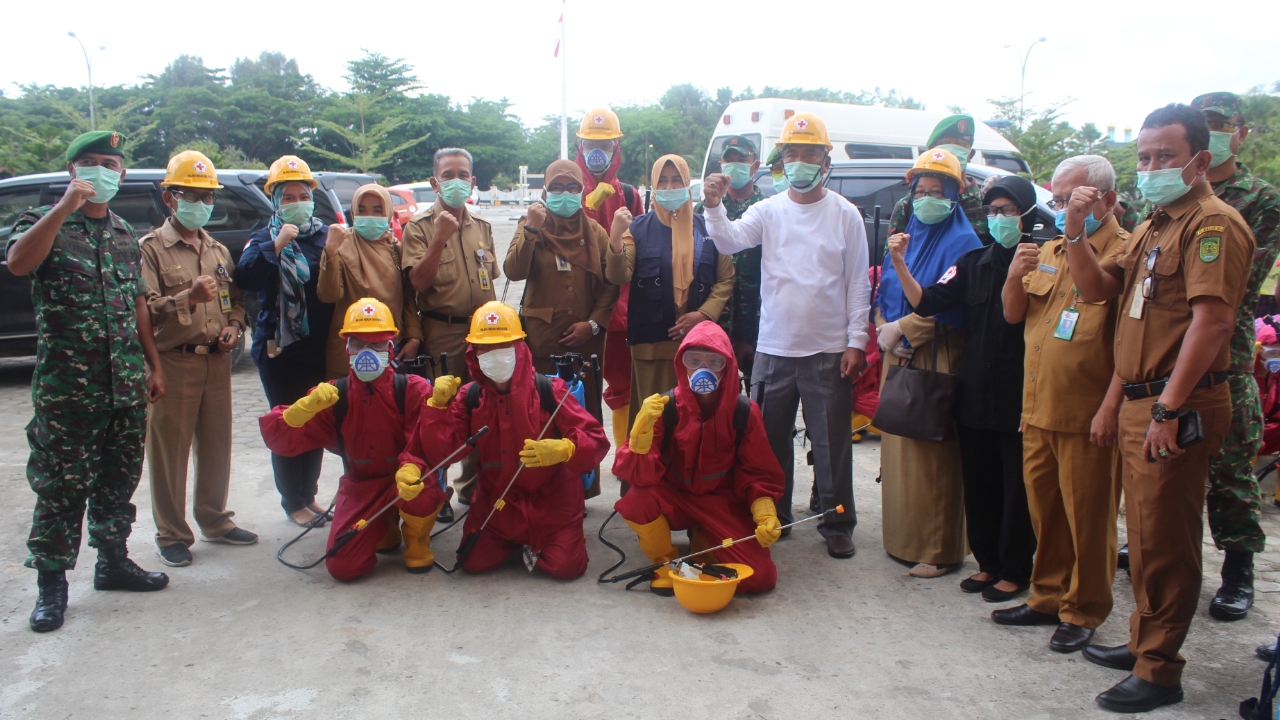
[346, 337, 390, 353]
[911, 189, 946, 200]
[682, 351, 727, 372]
[546, 184, 584, 194]
[1207, 120, 1242, 133]
[1141, 247, 1161, 299]
[170, 189, 216, 205]
[983, 204, 1023, 218]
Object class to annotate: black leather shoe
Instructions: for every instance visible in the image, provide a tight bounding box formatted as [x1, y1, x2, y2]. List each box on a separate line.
[991, 604, 1059, 626]
[1083, 644, 1137, 671]
[437, 500, 455, 524]
[1209, 550, 1254, 621]
[94, 543, 169, 592]
[1050, 623, 1095, 653]
[826, 535, 855, 559]
[982, 583, 1028, 603]
[960, 575, 997, 593]
[1095, 674, 1182, 713]
[1117, 543, 1129, 571]
[29, 570, 68, 633]
[1258, 643, 1276, 662]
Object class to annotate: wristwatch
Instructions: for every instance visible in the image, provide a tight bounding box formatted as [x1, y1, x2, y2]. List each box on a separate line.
[1150, 401, 1178, 422]
[588, 320, 600, 336]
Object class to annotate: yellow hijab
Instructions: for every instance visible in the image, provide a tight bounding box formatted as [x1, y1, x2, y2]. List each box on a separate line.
[651, 154, 695, 310]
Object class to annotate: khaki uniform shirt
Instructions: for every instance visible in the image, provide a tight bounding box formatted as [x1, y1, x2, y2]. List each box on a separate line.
[140, 218, 245, 351]
[401, 200, 499, 318]
[503, 219, 620, 334]
[1100, 182, 1254, 383]
[1021, 218, 1127, 433]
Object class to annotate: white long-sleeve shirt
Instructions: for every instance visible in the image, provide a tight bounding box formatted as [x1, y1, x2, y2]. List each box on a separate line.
[705, 190, 870, 357]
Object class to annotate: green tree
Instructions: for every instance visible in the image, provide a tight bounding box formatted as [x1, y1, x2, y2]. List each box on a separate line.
[303, 93, 431, 174]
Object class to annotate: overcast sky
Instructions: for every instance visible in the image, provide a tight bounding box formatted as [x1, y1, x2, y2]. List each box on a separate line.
[6, 0, 1278, 138]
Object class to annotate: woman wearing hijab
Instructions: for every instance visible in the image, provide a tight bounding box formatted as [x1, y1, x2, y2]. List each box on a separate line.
[503, 160, 624, 498]
[886, 173, 1036, 602]
[236, 155, 335, 527]
[606, 155, 734, 433]
[317, 183, 421, 380]
[875, 150, 982, 580]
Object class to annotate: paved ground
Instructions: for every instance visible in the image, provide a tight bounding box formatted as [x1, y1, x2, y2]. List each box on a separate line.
[1, 207, 1278, 719]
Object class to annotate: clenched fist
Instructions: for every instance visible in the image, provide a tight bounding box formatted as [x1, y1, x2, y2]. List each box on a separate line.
[701, 173, 729, 208]
[525, 203, 547, 232]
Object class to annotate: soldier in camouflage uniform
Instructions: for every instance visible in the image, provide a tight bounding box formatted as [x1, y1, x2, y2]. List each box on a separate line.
[1115, 201, 1144, 233]
[696, 134, 766, 378]
[887, 114, 989, 240]
[5, 131, 170, 634]
[1190, 92, 1280, 623]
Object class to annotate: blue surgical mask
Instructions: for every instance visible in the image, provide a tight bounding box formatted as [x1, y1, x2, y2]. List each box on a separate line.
[174, 198, 213, 230]
[1208, 131, 1235, 168]
[722, 162, 753, 190]
[280, 201, 314, 225]
[584, 147, 613, 173]
[350, 349, 389, 382]
[544, 191, 583, 218]
[74, 165, 121, 204]
[771, 172, 789, 194]
[353, 216, 389, 240]
[689, 368, 720, 394]
[655, 188, 690, 211]
[1136, 158, 1198, 207]
[989, 214, 1024, 248]
[784, 161, 823, 191]
[912, 196, 953, 225]
[438, 178, 472, 209]
[1054, 209, 1102, 238]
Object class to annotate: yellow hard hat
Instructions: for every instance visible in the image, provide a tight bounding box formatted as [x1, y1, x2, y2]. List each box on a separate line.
[339, 298, 398, 337]
[669, 563, 755, 614]
[577, 107, 623, 140]
[265, 155, 318, 194]
[466, 301, 526, 344]
[905, 148, 964, 187]
[161, 150, 223, 190]
[778, 112, 832, 149]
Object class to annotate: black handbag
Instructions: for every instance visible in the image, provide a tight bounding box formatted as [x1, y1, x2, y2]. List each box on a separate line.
[871, 322, 959, 443]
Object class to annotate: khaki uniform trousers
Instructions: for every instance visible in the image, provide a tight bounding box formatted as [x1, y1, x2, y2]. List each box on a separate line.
[423, 316, 478, 503]
[1023, 424, 1122, 628]
[147, 349, 236, 547]
[1118, 385, 1231, 686]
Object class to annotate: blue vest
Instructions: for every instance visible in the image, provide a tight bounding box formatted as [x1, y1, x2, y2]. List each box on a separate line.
[627, 212, 719, 346]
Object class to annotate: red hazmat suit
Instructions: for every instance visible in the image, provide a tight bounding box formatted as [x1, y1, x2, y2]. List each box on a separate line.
[411, 341, 609, 579]
[577, 147, 645, 412]
[612, 322, 785, 593]
[854, 267, 883, 420]
[260, 370, 446, 582]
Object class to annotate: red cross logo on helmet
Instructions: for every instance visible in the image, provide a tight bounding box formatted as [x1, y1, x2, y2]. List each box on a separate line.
[362, 304, 376, 316]
[287, 159, 299, 169]
[932, 151, 946, 161]
[193, 161, 207, 173]
[794, 118, 809, 130]
[594, 114, 605, 125]
[485, 312, 500, 325]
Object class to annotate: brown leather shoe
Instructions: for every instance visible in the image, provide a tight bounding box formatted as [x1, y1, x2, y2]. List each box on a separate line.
[826, 535, 855, 559]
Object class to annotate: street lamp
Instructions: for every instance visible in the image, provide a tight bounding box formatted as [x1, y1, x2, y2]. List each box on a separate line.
[1004, 37, 1046, 129]
[67, 32, 105, 131]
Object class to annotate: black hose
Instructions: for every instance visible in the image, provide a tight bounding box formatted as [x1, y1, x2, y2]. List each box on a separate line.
[595, 510, 629, 583]
[276, 502, 337, 570]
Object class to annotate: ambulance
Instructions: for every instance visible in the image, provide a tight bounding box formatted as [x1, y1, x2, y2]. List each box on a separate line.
[701, 98, 1028, 178]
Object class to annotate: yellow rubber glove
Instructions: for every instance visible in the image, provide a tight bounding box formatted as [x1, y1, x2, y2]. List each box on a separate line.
[396, 464, 423, 501]
[282, 383, 340, 428]
[428, 375, 462, 409]
[519, 438, 576, 467]
[584, 183, 616, 211]
[628, 393, 669, 455]
[751, 497, 782, 548]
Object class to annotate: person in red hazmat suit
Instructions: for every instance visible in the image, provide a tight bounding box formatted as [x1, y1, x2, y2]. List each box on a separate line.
[260, 298, 448, 581]
[612, 321, 785, 595]
[410, 301, 609, 579]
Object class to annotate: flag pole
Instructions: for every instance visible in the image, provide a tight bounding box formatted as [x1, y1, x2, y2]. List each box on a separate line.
[559, 0, 568, 160]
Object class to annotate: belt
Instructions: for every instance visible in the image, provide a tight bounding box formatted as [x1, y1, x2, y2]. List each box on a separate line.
[172, 343, 220, 355]
[1121, 371, 1229, 401]
[421, 310, 471, 325]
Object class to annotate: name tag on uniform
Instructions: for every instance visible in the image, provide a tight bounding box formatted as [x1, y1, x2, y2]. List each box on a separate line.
[219, 288, 232, 314]
[1038, 264, 1058, 274]
[1053, 308, 1079, 340]
[1128, 285, 1145, 320]
[555, 256, 572, 272]
[478, 267, 491, 290]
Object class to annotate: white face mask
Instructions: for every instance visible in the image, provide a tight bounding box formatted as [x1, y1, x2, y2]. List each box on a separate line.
[477, 347, 517, 383]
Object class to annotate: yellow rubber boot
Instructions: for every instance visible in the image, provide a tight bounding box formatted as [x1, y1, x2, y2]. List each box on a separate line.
[625, 515, 677, 596]
[612, 403, 631, 449]
[376, 518, 402, 554]
[399, 508, 440, 574]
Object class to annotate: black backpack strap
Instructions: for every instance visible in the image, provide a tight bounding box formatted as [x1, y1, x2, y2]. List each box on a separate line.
[394, 373, 408, 416]
[622, 183, 636, 212]
[465, 382, 481, 413]
[534, 373, 557, 414]
[658, 390, 678, 458]
[330, 378, 349, 457]
[733, 395, 751, 447]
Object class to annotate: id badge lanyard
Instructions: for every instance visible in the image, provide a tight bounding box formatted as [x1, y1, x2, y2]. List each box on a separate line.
[1053, 286, 1079, 341]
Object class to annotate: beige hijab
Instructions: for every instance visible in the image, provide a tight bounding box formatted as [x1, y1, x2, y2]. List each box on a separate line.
[340, 184, 402, 317]
[539, 159, 601, 278]
[651, 154, 695, 309]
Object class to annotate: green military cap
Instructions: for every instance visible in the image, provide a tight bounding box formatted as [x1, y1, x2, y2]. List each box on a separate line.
[766, 145, 782, 166]
[927, 114, 976, 149]
[1191, 91, 1244, 120]
[721, 135, 759, 159]
[66, 130, 126, 163]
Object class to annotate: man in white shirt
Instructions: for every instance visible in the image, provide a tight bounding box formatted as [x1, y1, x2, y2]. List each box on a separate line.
[702, 112, 870, 558]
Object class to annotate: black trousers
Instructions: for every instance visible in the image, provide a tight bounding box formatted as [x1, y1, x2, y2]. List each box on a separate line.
[257, 349, 327, 513]
[957, 425, 1035, 584]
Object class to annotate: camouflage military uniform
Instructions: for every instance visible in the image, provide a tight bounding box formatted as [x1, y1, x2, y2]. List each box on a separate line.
[887, 178, 988, 239]
[1206, 164, 1280, 553]
[697, 186, 765, 347]
[8, 207, 149, 571]
[1116, 201, 1144, 234]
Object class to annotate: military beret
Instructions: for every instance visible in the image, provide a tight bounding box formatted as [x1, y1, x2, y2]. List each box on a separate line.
[766, 145, 782, 166]
[66, 130, 126, 163]
[1191, 92, 1244, 120]
[721, 135, 759, 160]
[927, 115, 976, 149]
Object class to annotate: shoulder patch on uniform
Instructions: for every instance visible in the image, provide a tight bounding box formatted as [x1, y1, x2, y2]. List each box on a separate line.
[938, 265, 958, 284]
[1196, 225, 1225, 236]
[1199, 236, 1221, 263]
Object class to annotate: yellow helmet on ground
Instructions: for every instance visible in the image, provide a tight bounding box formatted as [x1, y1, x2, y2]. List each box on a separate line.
[466, 301, 526, 344]
[161, 150, 223, 190]
[669, 563, 755, 614]
[265, 155, 318, 194]
[778, 113, 832, 149]
[905, 148, 964, 186]
[339, 298, 398, 337]
[577, 107, 623, 140]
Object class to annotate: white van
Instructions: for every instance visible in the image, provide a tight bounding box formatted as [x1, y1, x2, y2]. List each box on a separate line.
[701, 98, 1028, 178]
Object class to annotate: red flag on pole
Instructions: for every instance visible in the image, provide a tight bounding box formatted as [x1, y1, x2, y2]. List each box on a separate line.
[554, 12, 563, 57]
